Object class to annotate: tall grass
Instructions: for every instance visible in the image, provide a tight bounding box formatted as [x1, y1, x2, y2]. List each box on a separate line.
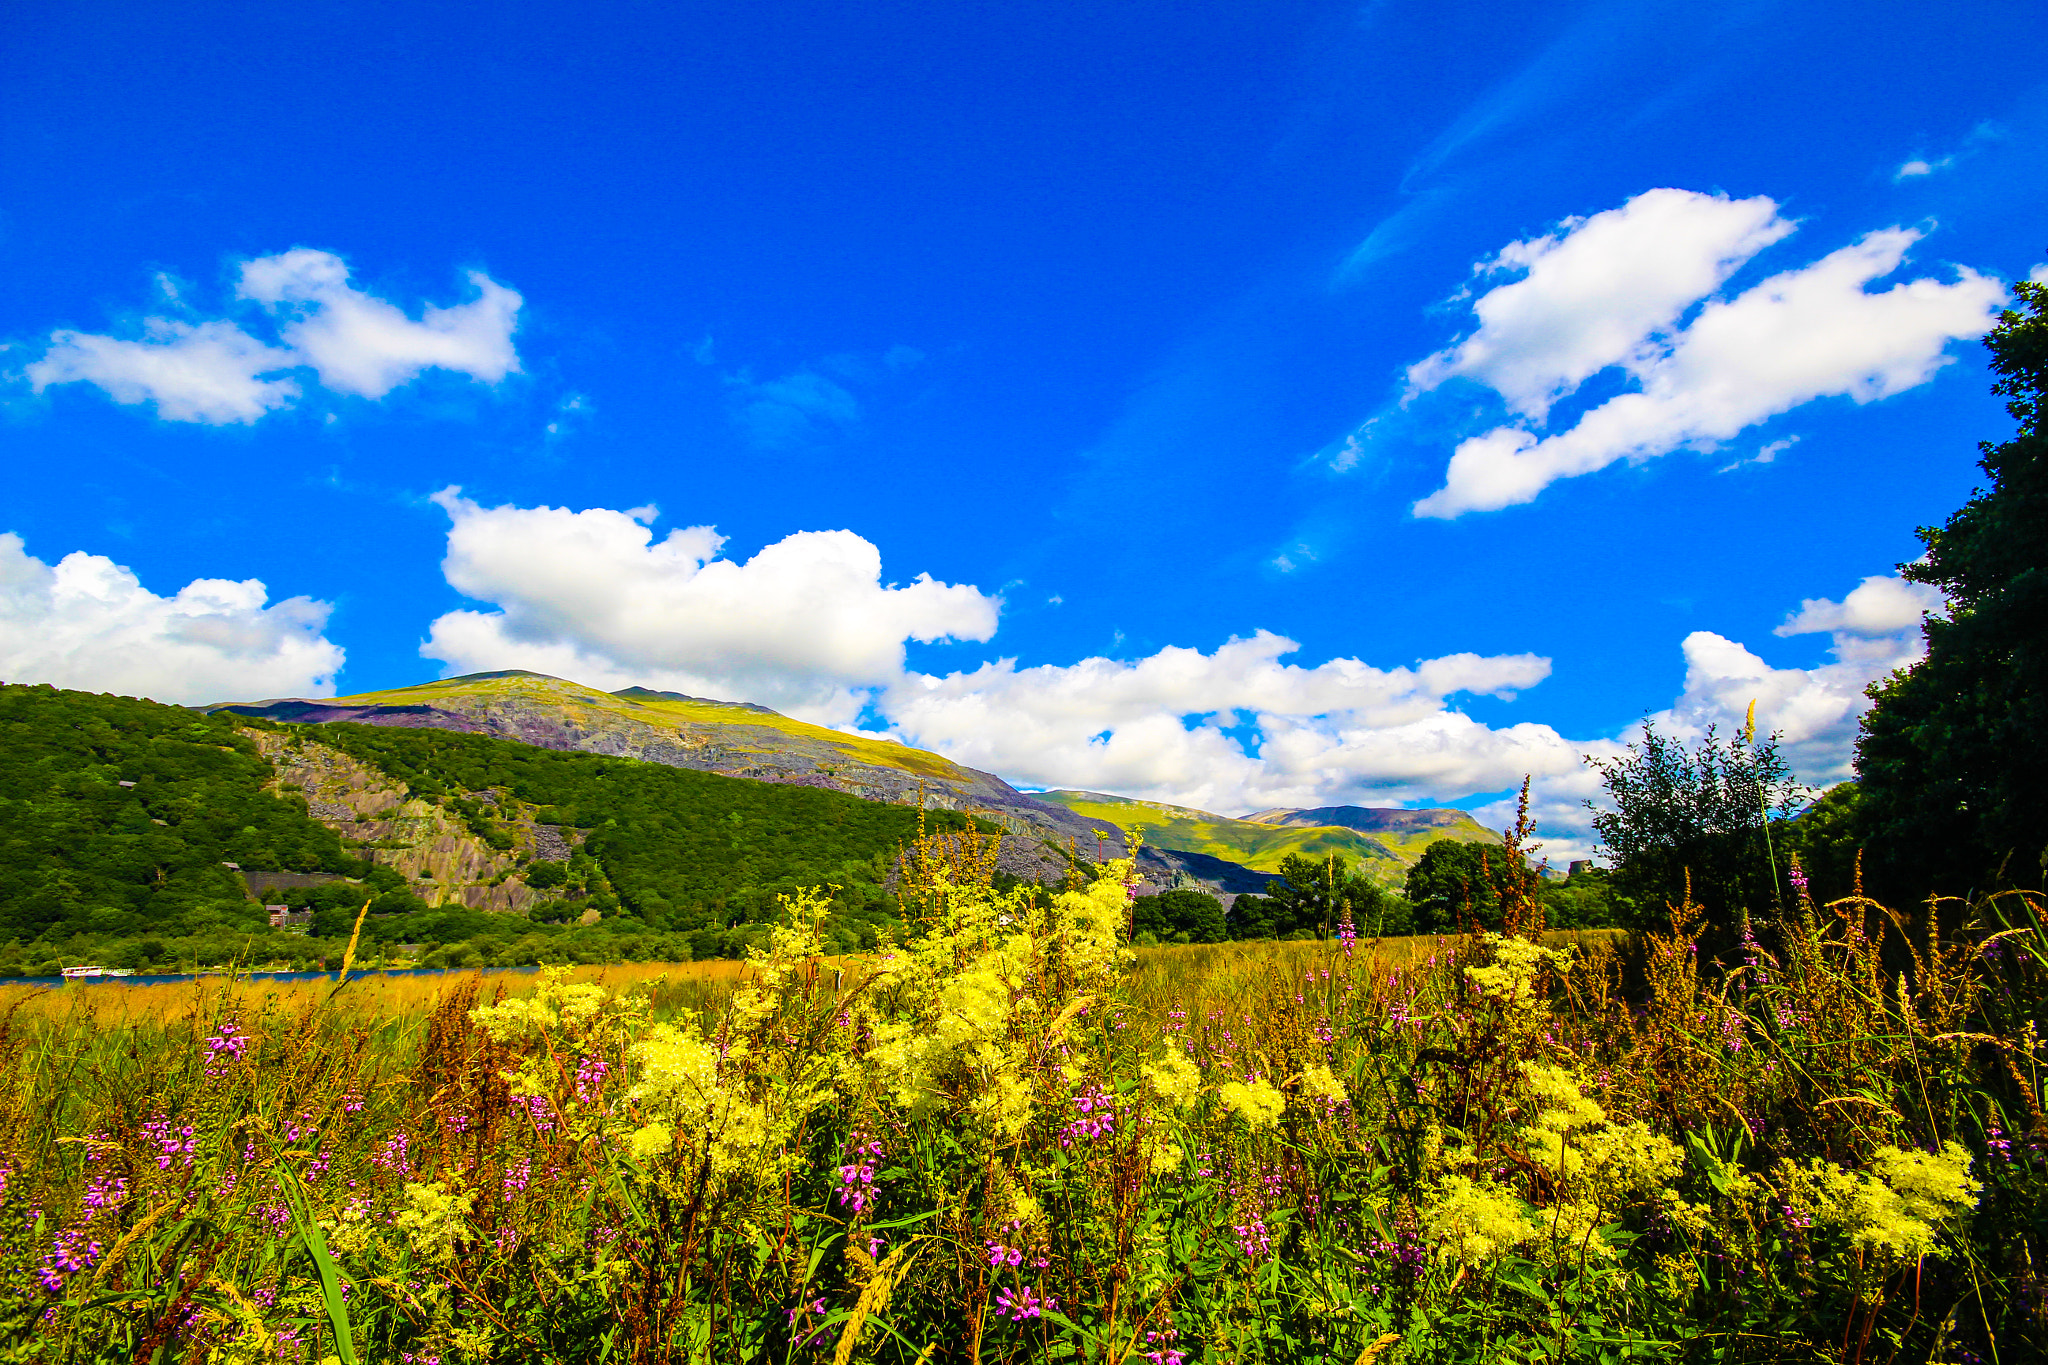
[0, 837, 2040, 1363]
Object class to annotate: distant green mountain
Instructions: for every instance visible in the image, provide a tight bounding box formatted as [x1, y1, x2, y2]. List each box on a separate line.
[1240, 804, 1502, 864]
[1031, 791, 1501, 887]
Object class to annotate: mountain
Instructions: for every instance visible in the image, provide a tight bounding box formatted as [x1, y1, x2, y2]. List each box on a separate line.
[211, 671, 1268, 895]
[1032, 791, 1386, 885]
[213, 671, 1124, 879]
[1240, 805, 1502, 865]
[1032, 792, 1503, 887]
[0, 680, 1013, 968]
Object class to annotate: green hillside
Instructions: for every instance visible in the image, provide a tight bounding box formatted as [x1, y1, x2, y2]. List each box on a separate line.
[0, 683, 359, 948]
[1031, 790, 1408, 881]
[216, 671, 1113, 870]
[0, 683, 983, 976]
[1240, 804, 1503, 865]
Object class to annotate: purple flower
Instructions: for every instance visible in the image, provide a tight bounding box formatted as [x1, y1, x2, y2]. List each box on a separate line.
[996, 1285, 1052, 1322]
[202, 1021, 250, 1078]
[835, 1132, 885, 1215]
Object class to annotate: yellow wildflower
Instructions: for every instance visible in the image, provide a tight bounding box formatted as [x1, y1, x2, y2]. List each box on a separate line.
[1424, 1175, 1537, 1267]
[1217, 1077, 1285, 1129]
[1141, 1045, 1202, 1110]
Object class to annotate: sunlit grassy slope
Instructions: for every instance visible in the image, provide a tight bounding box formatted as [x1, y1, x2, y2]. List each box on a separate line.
[317, 672, 973, 782]
[1030, 791, 1391, 874]
[1032, 790, 1501, 879]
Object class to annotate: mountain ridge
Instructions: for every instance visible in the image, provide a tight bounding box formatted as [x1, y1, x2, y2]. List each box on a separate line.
[1030, 789, 1500, 885]
[210, 672, 1260, 894]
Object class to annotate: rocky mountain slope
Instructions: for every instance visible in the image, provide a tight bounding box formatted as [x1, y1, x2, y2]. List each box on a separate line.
[214, 672, 1267, 894]
[253, 729, 575, 914]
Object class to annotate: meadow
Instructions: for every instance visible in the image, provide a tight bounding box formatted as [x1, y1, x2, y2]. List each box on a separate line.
[0, 828, 2041, 1364]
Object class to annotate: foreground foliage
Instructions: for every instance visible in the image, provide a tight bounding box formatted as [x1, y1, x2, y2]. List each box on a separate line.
[0, 826, 2043, 1363]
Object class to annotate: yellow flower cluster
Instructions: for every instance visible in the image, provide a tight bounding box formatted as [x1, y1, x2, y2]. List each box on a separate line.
[1425, 1175, 1537, 1267]
[395, 1180, 474, 1267]
[1519, 1062, 1682, 1202]
[468, 970, 616, 1044]
[625, 1021, 775, 1178]
[852, 861, 1137, 1143]
[1300, 1064, 1349, 1108]
[1141, 1044, 1203, 1110]
[1780, 1141, 1981, 1263]
[1217, 1077, 1285, 1129]
[1463, 933, 1572, 1014]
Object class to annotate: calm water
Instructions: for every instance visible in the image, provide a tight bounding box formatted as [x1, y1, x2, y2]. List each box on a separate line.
[10, 965, 543, 989]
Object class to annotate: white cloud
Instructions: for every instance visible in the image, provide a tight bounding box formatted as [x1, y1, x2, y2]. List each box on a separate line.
[0, 533, 342, 704]
[419, 490, 1000, 724]
[1894, 156, 1953, 180]
[1775, 572, 1944, 640]
[237, 249, 521, 398]
[1640, 571, 1938, 786]
[26, 249, 521, 422]
[877, 631, 1572, 816]
[408, 496, 1930, 862]
[1407, 189, 1792, 421]
[1411, 200, 2006, 518]
[877, 571, 1939, 859]
[27, 319, 298, 424]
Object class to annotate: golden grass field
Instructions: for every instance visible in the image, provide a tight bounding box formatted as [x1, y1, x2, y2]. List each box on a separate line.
[0, 931, 1624, 1032]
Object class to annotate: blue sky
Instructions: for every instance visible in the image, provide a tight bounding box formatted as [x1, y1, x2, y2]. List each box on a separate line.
[3, 0, 2043, 854]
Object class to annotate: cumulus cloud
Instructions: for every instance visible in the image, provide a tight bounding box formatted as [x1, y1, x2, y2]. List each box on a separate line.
[237, 249, 521, 398]
[27, 319, 299, 424]
[877, 570, 1940, 858]
[407, 492, 1931, 861]
[419, 490, 1000, 724]
[0, 533, 343, 704]
[1639, 571, 1939, 785]
[1775, 572, 1944, 641]
[1409, 192, 2005, 518]
[876, 632, 1572, 815]
[26, 250, 521, 422]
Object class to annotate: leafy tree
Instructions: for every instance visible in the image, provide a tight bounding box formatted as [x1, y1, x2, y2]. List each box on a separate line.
[1131, 888, 1227, 944]
[1536, 863, 1618, 929]
[1857, 280, 2048, 898]
[1586, 721, 1809, 928]
[1774, 782, 1866, 903]
[1230, 854, 1410, 940]
[1404, 839, 1505, 932]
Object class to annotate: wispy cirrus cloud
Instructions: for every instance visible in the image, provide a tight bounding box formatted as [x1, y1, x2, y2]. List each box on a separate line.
[24, 250, 522, 424]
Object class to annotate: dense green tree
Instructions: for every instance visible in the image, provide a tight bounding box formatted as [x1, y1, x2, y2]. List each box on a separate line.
[1404, 839, 1506, 932]
[0, 685, 358, 943]
[1536, 863, 1619, 929]
[1773, 782, 1867, 904]
[1585, 722, 1808, 928]
[1857, 280, 2048, 899]
[1131, 888, 1228, 944]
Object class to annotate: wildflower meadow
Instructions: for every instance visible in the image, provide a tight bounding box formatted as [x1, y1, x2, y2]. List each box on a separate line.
[0, 814, 2043, 1364]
